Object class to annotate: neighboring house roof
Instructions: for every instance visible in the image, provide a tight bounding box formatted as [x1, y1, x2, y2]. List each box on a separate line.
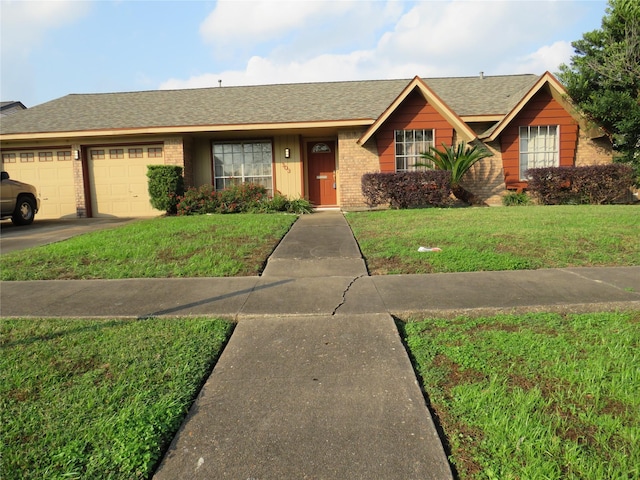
[0, 101, 27, 117]
[0, 75, 539, 137]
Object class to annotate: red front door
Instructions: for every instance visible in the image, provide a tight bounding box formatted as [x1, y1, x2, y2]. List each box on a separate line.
[307, 141, 336, 206]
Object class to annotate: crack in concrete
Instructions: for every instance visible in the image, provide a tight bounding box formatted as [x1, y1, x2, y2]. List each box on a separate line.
[332, 274, 366, 315]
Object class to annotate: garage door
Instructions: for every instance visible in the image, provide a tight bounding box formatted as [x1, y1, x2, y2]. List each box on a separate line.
[1, 150, 76, 219]
[88, 146, 163, 217]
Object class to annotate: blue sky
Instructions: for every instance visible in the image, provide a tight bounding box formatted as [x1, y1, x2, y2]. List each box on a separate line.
[1, 0, 608, 108]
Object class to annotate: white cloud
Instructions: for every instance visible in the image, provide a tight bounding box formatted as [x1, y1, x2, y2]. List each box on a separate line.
[162, 0, 595, 90]
[1, 0, 90, 55]
[503, 41, 575, 75]
[199, 0, 404, 60]
[1, 0, 90, 103]
[200, 0, 335, 45]
[161, 50, 375, 90]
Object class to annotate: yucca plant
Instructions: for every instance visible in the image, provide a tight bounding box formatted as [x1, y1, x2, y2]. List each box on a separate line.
[420, 141, 493, 204]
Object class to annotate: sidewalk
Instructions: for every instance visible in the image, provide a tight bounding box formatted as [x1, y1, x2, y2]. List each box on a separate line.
[2, 211, 639, 479]
[153, 212, 453, 479]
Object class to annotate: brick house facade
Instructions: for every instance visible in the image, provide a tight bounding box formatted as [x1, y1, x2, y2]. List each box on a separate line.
[0, 72, 612, 218]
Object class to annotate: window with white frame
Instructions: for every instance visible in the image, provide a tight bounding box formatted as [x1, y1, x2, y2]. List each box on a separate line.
[395, 129, 434, 171]
[519, 125, 559, 180]
[213, 140, 273, 193]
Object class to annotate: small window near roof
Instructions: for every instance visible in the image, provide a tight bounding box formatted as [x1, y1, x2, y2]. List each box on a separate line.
[109, 149, 124, 159]
[128, 148, 143, 158]
[39, 152, 53, 162]
[3, 153, 16, 163]
[148, 147, 163, 158]
[57, 151, 72, 161]
[20, 153, 34, 163]
[311, 143, 331, 153]
[91, 150, 105, 160]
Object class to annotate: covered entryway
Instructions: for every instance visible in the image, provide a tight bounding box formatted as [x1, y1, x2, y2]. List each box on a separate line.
[88, 146, 161, 217]
[307, 141, 337, 206]
[1, 149, 76, 219]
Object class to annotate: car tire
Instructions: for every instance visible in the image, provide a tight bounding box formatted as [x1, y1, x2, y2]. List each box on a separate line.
[11, 196, 36, 225]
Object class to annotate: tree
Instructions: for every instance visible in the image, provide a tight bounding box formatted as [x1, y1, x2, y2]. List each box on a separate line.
[558, 0, 640, 182]
[420, 141, 492, 205]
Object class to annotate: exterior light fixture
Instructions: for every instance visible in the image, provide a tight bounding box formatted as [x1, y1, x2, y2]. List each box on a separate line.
[74, 150, 80, 160]
[284, 148, 291, 158]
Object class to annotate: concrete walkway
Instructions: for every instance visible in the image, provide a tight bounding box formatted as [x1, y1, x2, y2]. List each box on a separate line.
[152, 212, 453, 479]
[2, 212, 639, 479]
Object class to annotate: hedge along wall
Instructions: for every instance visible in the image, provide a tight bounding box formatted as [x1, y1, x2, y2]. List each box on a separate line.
[526, 164, 634, 205]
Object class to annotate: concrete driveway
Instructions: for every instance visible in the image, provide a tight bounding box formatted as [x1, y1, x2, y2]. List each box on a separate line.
[0, 217, 143, 254]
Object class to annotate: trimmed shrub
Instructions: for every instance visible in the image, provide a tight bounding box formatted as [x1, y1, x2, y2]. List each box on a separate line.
[218, 183, 268, 213]
[147, 165, 184, 214]
[502, 191, 532, 206]
[176, 184, 219, 215]
[176, 184, 313, 215]
[361, 171, 452, 209]
[526, 164, 634, 205]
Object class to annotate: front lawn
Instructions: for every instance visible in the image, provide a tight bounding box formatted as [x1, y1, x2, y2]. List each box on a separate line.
[0, 317, 233, 479]
[401, 311, 640, 479]
[346, 205, 639, 274]
[0, 214, 297, 280]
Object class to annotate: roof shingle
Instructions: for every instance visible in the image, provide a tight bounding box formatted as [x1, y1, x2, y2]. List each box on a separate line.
[0, 75, 539, 135]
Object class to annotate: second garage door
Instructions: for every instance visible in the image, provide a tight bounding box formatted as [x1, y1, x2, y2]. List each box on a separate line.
[88, 146, 163, 217]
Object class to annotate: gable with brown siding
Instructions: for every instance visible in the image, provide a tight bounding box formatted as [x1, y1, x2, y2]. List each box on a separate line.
[376, 90, 455, 172]
[500, 88, 579, 189]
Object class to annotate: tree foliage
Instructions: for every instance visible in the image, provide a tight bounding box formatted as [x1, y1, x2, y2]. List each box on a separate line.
[558, 0, 640, 181]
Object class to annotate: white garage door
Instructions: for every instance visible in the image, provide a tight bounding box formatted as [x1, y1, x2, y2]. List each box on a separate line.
[1, 150, 76, 219]
[88, 146, 163, 217]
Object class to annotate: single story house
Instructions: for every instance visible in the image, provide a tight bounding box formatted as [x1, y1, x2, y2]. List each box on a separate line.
[0, 72, 612, 218]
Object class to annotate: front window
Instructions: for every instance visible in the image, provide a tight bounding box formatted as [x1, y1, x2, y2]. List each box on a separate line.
[519, 126, 559, 180]
[213, 140, 273, 194]
[395, 129, 434, 171]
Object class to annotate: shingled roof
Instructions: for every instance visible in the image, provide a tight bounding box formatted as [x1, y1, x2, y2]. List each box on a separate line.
[0, 74, 538, 136]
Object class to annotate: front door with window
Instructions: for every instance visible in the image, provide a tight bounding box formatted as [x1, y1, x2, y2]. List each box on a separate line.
[307, 141, 336, 206]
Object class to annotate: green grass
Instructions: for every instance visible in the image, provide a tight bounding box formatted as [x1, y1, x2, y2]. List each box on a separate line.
[401, 311, 640, 479]
[346, 205, 640, 274]
[0, 317, 233, 479]
[0, 214, 297, 280]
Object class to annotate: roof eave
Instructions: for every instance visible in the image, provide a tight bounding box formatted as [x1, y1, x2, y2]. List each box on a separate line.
[0, 119, 374, 142]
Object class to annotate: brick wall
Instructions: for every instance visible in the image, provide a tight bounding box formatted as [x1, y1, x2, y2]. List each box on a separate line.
[181, 136, 195, 188]
[338, 129, 380, 209]
[575, 131, 613, 166]
[460, 140, 507, 206]
[163, 137, 185, 168]
[73, 145, 86, 217]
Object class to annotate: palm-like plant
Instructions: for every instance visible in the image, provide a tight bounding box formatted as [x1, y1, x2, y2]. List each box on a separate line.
[420, 141, 493, 204]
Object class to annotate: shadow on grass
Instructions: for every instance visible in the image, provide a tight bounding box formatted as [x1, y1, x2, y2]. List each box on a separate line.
[2, 318, 129, 349]
[393, 315, 460, 480]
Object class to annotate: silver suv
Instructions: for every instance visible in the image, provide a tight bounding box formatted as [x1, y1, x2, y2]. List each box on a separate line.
[0, 171, 40, 225]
